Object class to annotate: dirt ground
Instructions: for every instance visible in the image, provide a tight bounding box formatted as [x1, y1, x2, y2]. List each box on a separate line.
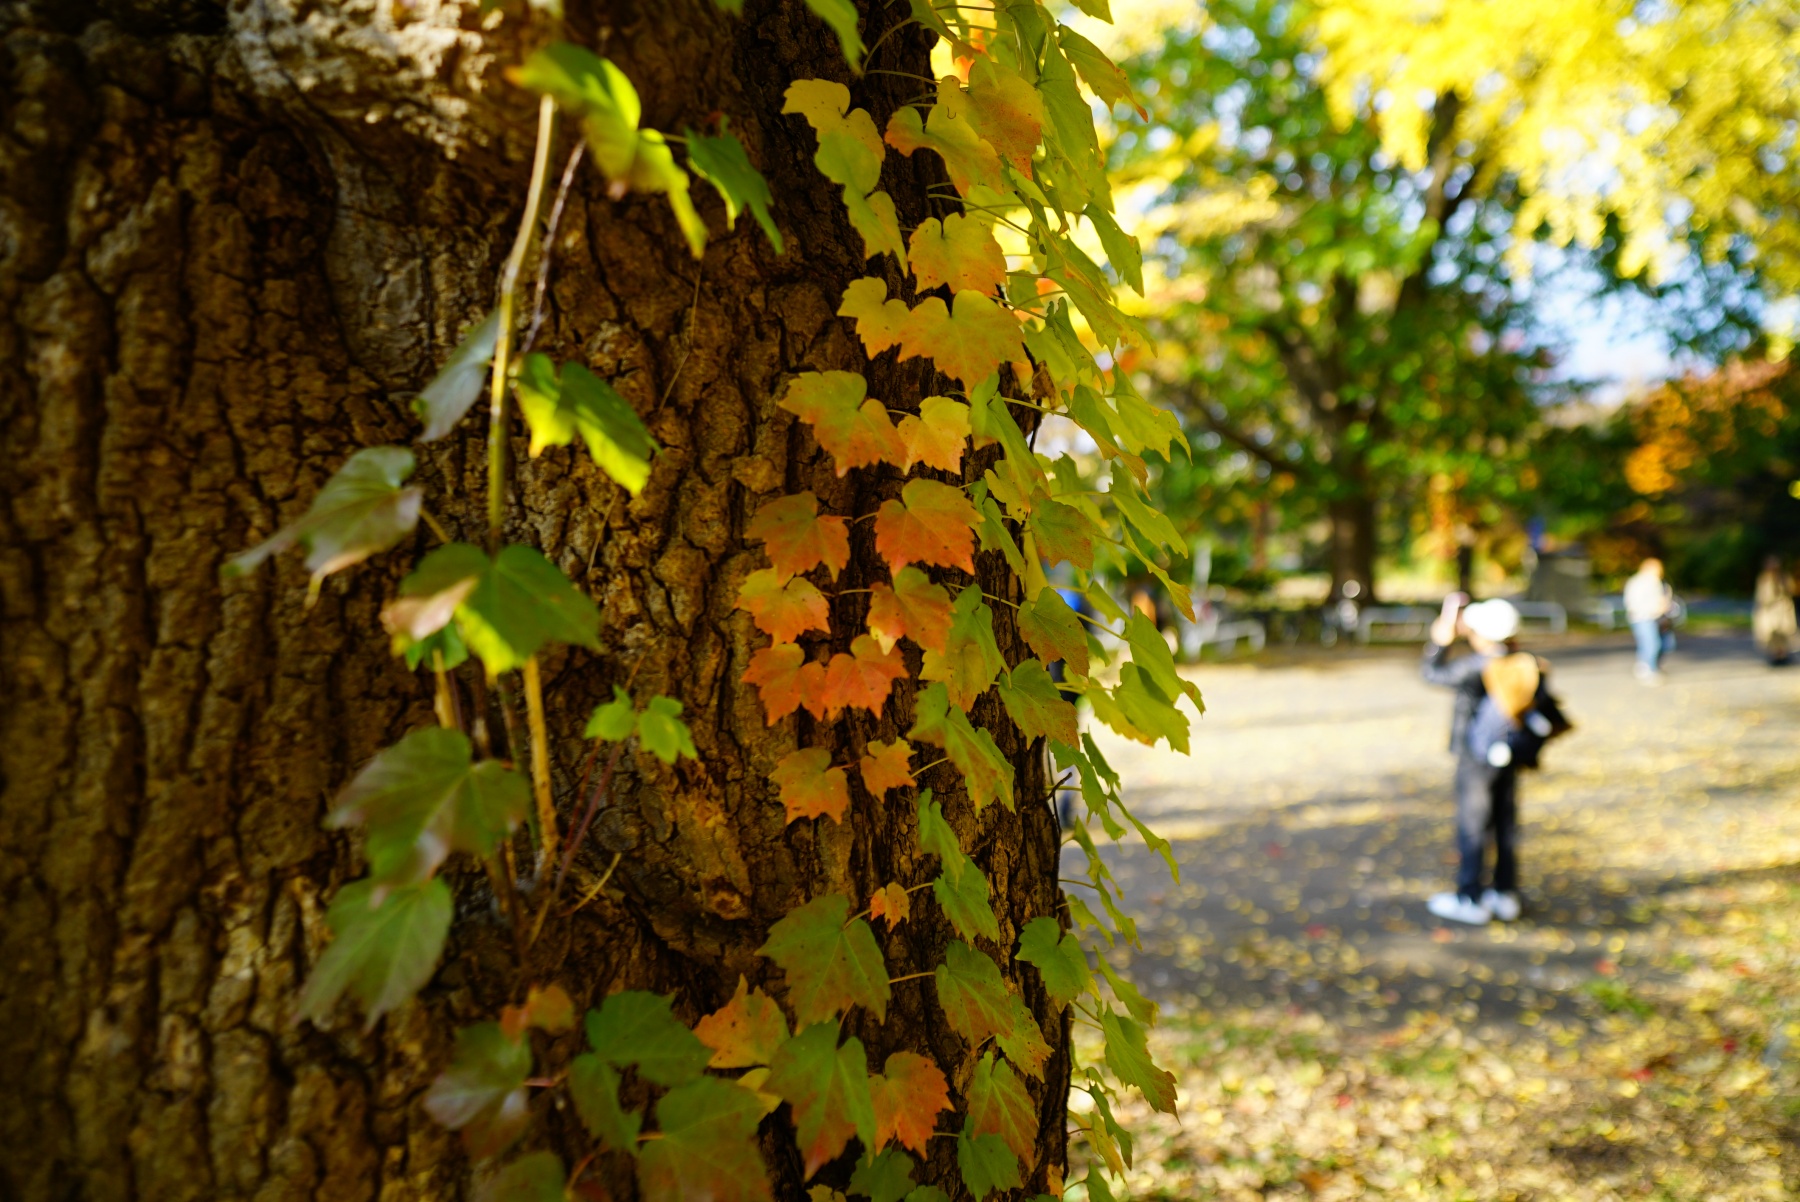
[1071, 632, 1800, 1201]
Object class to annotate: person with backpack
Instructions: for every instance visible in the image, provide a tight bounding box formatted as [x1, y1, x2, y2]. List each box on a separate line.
[1420, 596, 1569, 925]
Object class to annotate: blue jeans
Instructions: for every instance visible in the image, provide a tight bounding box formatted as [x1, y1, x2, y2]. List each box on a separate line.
[1455, 757, 1517, 902]
[1631, 619, 1671, 671]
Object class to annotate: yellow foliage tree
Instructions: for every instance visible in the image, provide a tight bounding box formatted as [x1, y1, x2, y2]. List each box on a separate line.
[1314, 0, 1800, 292]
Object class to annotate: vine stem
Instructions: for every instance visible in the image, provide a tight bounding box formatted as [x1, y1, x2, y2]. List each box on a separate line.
[531, 737, 627, 942]
[523, 656, 558, 876]
[887, 971, 935, 985]
[431, 650, 461, 732]
[521, 141, 587, 358]
[486, 95, 558, 550]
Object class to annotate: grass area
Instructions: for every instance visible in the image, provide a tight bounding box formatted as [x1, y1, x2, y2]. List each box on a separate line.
[1074, 870, 1800, 1201]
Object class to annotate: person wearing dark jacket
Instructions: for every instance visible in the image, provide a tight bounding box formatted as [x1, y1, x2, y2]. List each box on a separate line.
[1420, 595, 1525, 925]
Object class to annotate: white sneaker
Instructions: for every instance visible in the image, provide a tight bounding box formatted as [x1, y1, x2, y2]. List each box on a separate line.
[1481, 889, 1522, 922]
[1428, 891, 1492, 925]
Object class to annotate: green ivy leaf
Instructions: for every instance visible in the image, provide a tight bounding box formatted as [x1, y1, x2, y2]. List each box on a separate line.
[1026, 499, 1097, 571]
[326, 727, 529, 890]
[849, 1146, 916, 1202]
[766, 1022, 877, 1178]
[1094, 949, 1159, 1026]
[476, 1152, 564, 1202]
[1125, 612, 1202, 707]
[584, 991, 712, 1087]
[907, 683, 1016, 812]
[636, 695, 698, 764]
[803, 0, 866, 68]
[415, 312, 499, 441]
[514, 44, 706, 257]
[932, 862, 1000, 943]
[996, 993, 1052, 1080]
[226, 446, 422, 594]
[637, 1076, 773, 1202]
[1083, 202, 1143, 295]
[584, 685, 637, 741]
[1107, 663, 1191, 754]
[1017, 589, 1090, 677]
[296, 877, 452, 1027]
[392, 543, 600, 677]
[933, 941, 1016, 1047]
[422, 1022, 532, 1160]
[759, 894, 890, 1025]
[403, 622, 469, 673]
[920, 586, 1005, 709]
[967, 1052, 1036, 1161]
[916, 791, 969, 884]
[569, 1054, 641, 1154]
[903, 1190, 951, 1202]
[514, 355, 656, 495]
[996, 659, 1080, 747]
[686, 124, 784, 252]
[956, 1118, 1022, 1200]
[1016, 916, 1091, 1008]
[1101, 1007, 1177, 1114]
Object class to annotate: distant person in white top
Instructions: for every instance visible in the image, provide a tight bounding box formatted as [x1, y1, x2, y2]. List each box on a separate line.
[1622, 558, 1674, 681]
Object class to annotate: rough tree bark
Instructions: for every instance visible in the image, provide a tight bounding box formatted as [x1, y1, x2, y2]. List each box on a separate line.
[0, 2, 1067, 1198]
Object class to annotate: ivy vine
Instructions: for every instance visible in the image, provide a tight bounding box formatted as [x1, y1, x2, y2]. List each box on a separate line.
[231, 1, 1195, 1198]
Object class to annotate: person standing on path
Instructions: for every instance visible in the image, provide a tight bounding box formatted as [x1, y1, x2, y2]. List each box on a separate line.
[1421, 595, 1525, 925]
[1753, 555, 1797, 666]
[1624, 558, 1675, 681]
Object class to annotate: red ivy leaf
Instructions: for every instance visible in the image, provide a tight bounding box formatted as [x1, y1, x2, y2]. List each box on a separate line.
[822, 634, 908, 715]
[859, 738, 915, 795]
[869, 1050, 951, 1155]
[746, 492, 850, 579]
[736, 568, 830, 642]
[779, 370, 903, 475]
[875, 479, 980, 574]
[771, 747, 851, 824]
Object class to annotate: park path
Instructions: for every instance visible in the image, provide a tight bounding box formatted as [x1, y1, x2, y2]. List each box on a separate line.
[1079, 631, 1800, 1027]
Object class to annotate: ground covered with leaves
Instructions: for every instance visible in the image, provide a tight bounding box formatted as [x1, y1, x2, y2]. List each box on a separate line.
[1072, 633, 1800, 1200]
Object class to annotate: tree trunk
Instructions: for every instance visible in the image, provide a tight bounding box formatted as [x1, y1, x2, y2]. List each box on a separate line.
[1327, 492, 1377, 602]
[0, 3, 1066, 1198]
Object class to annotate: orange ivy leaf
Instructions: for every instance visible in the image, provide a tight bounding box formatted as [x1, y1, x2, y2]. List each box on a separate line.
[895, 396, 972, 474]
[499, 983, 576, 1040]
[771, 748, 851, 824]
[1027, 499, 1097, 571]
[901, 291, 1029, 389]
[746, 492, 850, 579]
[859, 738, 916, 795]
[743, 643, 824, 724]
[909, 214, 1007, 296]
[869, 1050, 951, 1155]
[736, 569, 830, 642]
[694, 976, 791, 1069]
[996, 993, 1053, 1080]
[966, 58, 1045, 172]
[867, 566, 954, 655]
[874, 479, 980, 574]
[779, 371, 903, 476]
[838, 277, 913, 357]
[822, 635, 908, 716]
[869, 882, 911, 928]
[884, 85, 1003, 196]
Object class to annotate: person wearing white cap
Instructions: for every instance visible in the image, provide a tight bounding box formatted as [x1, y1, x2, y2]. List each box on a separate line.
[1419, 594, 1525, 925]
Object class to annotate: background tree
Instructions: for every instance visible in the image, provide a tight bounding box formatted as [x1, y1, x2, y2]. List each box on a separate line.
[1317, 0, 1800, 300]
[1109, 0, 1547, 600]
[0, 2, 1181, 1198]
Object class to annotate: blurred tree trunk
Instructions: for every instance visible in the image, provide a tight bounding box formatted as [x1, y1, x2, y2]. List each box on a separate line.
[0, 3, 1066, 1198]
[1327, 492, 1376, 602]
